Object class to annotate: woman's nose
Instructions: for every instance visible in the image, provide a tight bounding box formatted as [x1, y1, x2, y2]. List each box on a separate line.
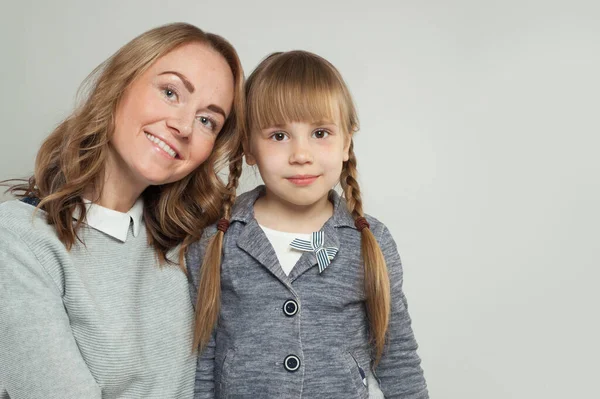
[166, 110, 194, 138]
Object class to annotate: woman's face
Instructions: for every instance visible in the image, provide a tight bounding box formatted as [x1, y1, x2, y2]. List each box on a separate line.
[110, 42, 235, 192]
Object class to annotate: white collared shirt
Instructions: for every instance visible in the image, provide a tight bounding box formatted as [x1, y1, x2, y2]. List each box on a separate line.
[73, 199, 144, 242]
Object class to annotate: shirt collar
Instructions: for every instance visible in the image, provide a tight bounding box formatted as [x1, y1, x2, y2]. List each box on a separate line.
[73, 198, 144, 242]
[230, 185, 356, 229]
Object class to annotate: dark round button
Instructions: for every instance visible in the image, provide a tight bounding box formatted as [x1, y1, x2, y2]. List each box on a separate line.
[284, 355, 301, 372]
[283, 299, 298, 317]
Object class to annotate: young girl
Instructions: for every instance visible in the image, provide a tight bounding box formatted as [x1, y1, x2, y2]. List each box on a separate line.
[187, 51, 428, 398]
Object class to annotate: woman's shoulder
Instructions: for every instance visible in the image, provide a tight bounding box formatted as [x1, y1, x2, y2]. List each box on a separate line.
[0, 199, 62, 248]
[0, 200, 70, 291]
[0, 199, 46, 229]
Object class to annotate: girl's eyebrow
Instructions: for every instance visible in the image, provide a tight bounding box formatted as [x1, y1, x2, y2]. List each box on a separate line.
[266, 121, 337, 128]
[264, 123, 287, 129]
[311, 120, 337, 127]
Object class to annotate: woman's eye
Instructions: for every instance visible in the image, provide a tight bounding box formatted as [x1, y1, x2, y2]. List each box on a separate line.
[271, 132, 288, 141]
[197, 115, 215, 130]
[313, 129, 329, 139]
[162, 86, 179, 101]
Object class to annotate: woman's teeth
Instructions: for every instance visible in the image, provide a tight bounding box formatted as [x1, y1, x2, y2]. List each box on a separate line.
[145, 133, 177, 158]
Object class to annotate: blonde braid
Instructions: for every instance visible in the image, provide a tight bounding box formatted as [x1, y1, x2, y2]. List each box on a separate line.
[193, 147, 244, 352]
[341, 141, 391, 365]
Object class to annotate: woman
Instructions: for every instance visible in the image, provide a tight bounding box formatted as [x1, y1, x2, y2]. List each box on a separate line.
[0, 23, 243, 398]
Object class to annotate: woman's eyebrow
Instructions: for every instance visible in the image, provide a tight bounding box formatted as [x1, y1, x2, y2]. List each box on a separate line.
[159, 71, 195, 93]
[158, 72, 227, 119]
[208, 105, 226, 119]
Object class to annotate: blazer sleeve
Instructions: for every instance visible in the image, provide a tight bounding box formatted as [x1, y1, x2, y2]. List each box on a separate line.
[193, 331, 217, 399]
[374, 225, 429, 399]
[186, 230, 217, 399]
[0, 227, 102, 399]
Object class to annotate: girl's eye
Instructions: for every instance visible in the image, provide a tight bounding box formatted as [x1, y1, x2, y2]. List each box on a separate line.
[197, 115, 216, 131]
[270, 132, 288, 141]
[313, 129, 329, 139]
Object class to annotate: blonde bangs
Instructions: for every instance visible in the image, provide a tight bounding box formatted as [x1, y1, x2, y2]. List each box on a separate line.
[247, 51, 355, 133]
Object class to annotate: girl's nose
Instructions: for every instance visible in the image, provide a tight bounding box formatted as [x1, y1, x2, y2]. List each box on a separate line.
[289, 140, 313, 164]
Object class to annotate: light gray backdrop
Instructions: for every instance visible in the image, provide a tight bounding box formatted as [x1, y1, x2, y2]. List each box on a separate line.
[1, 1, 598, 398]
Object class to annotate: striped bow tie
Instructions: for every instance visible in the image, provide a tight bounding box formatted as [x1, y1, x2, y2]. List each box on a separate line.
[290, 231, 338, 273]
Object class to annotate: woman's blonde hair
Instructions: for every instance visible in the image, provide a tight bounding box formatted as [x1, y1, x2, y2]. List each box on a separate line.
[6, 22, 245, 265]
[193, 51, 391, 364]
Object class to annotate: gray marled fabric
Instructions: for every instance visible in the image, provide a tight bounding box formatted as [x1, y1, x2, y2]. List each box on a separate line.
[187, 186, 428, 399]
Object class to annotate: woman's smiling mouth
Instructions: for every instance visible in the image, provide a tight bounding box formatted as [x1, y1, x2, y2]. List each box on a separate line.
[144, 132, 180, 159]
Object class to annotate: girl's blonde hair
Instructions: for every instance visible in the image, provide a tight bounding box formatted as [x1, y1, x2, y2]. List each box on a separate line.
[6, 22, 245, 266]
[194, 51, 391, 364]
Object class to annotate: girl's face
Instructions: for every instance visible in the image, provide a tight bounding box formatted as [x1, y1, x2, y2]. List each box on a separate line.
[108, 42, 235, 194]
[247, 116, 351, 211]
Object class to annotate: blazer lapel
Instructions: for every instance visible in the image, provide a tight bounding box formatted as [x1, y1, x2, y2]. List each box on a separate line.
[289, 219, 340, 282]
[236, 218, 291, 286]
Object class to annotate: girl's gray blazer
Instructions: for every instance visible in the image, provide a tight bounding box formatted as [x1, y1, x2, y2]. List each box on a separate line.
[187, 186, 428, 399]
